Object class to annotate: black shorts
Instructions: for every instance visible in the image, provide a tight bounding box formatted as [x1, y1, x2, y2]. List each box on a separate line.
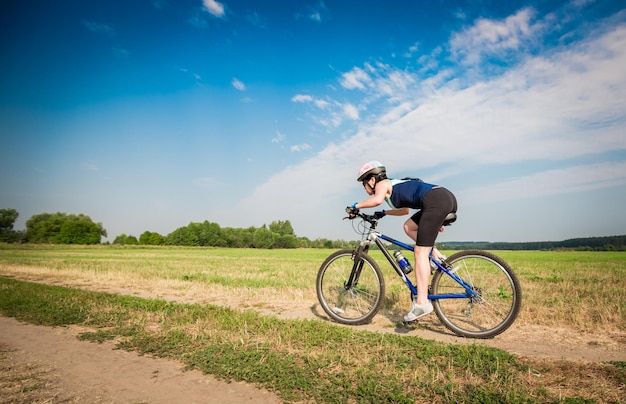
[411, 187, 457, 247]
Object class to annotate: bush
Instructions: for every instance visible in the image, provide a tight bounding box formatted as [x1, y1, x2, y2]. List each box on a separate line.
[26, 212, 106, 244]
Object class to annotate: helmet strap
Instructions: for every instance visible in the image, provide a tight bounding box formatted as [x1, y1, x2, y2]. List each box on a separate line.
[367, 176, 378, 190]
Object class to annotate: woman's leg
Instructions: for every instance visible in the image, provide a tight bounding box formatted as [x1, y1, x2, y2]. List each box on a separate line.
[406, 188, 457, 310]
[403, 219, 431, 306]
[413, 245, 432, 306]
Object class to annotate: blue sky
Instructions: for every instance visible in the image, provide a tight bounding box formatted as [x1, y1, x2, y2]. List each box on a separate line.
[1, 0, 625, 243]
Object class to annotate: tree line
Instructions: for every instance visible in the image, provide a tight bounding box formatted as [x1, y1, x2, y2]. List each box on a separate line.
[2, 208, 624, 250]
[113, 219, 353, 249]
[0, 208, 352, 249]
[440, 235, 626, 251]
[0, 209, 106, 244]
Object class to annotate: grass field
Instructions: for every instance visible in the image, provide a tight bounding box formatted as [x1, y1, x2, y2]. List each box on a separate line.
[1, 244, 624, 332]
[1, 244, 625, 402]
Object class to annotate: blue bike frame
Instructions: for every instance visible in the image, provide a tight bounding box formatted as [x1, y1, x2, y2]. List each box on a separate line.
[370, 232, 477, 300]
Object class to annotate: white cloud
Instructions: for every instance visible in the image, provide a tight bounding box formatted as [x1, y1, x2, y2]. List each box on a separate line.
[231, 77, 246, 91]
[272, 131, 285, 143]
[291, 143, 311, 152]
[450, 7, 540, 65]
[340, 67, 372, 90]
[292, 94, 357, 128]
[292, 94, 331, 109]
[231, 10, 626, 240]
[202, 0, 225, 17]
[307, 1, 329, 23]
[180, 68, 202, 82]
[462, 161, 626, 205]
[343, 103, 359, 120]
[404, 42, 420, 58]
[309, 12, 322, 22]
[292, 94, 313, 103]
[339, 63, 417, 107]
[315, 99, 331, 109]
[328, 18, 626, 169]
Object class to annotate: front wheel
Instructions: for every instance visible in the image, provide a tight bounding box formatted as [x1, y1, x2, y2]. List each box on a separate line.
[316, 249, 385, 325]
[430, 250, 522, 338]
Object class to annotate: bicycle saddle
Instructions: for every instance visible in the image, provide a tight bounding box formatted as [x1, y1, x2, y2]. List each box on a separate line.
[443, 212, 457, 226]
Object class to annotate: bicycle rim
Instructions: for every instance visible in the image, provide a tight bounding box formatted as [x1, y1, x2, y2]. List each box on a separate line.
[431, 250, 522, 338]
[316, 249, 385, 325]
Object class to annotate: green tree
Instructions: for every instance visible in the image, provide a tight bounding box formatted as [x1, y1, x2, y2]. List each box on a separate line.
[222, 227, 255, 248]
[0, 208, 20, 242]
[269, 220, 294, 236]
[26, 213, 63, 243]
[273, 234, 298, 248]
[166, 226, 199, 246]
[139, 231, 166, 245]
[0, 208, 18, 233]
[56, 220, 103, 244]
[113, 234, 138, 245]
[253, 226, 274, 249]
[199, 221, 223, 246]
[26, 212, 106, 244]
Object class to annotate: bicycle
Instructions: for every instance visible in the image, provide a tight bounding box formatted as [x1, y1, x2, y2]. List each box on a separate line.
[315, 211, 522, 339]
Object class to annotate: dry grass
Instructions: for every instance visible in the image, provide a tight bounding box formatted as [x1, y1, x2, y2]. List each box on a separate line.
[502, 250, 626, 334]
[0, 343, 76, 403]
[1, 246, 625, 403]
[517, 356, 626, 403]
[0, 245, 625, 335]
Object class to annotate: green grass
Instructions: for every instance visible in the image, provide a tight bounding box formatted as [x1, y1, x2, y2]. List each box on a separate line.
[1, 245, 625, 331]
[1, 244, 625, 402]
[494, 250, 626, 330]
[0, 244, 329, 289]
[3, 277, 624, 403]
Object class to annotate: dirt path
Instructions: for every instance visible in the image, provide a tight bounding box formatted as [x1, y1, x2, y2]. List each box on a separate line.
[1, 272, 625, 403]
[0, 316, 282, 403]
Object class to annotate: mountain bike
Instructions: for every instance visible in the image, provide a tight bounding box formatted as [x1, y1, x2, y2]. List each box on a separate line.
[315, 211, 522, 338]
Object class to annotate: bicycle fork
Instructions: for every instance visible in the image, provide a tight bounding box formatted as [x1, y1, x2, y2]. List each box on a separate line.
[344, 244, 369, 290]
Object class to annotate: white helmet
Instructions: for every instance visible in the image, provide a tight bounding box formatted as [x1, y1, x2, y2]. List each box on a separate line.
[357, 160, 386, 182]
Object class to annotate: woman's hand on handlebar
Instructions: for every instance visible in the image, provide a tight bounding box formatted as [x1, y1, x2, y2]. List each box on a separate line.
[345, 205, 359, 218]
[345, 207, 386, 222]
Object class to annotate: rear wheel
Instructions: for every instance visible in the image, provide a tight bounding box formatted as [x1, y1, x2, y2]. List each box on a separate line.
[316, 249, 385, 325]
[430, 250, 521, 338]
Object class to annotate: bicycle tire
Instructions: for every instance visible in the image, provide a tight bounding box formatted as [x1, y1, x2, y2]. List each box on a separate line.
[316, 249, 385, 325]
[430, 250, 522, 338]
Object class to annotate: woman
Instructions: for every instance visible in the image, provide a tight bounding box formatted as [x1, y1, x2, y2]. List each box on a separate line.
[347, 161, 457, 321]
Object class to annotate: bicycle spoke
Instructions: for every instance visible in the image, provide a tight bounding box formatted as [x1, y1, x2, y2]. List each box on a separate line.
[316, 250, 384, 325]
[431, 250, 521, 338]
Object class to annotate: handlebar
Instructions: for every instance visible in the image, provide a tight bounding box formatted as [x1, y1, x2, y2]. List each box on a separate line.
[344, 211, 382, 229]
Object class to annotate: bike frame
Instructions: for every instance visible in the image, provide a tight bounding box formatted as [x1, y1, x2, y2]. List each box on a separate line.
[358, 230, 478, 301]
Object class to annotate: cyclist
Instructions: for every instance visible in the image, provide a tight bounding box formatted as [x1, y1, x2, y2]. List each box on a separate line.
[347, 160, 457, 322]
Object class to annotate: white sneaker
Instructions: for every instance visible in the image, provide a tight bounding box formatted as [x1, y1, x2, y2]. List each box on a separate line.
[403, 301, 434, 322]
[430, 255, 447, 272]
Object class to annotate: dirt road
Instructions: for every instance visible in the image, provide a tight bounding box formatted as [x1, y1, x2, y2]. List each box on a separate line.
[1, 316, 282, 403]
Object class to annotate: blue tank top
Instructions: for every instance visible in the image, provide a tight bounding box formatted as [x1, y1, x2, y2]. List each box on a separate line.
[385, 179, 436, 210]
